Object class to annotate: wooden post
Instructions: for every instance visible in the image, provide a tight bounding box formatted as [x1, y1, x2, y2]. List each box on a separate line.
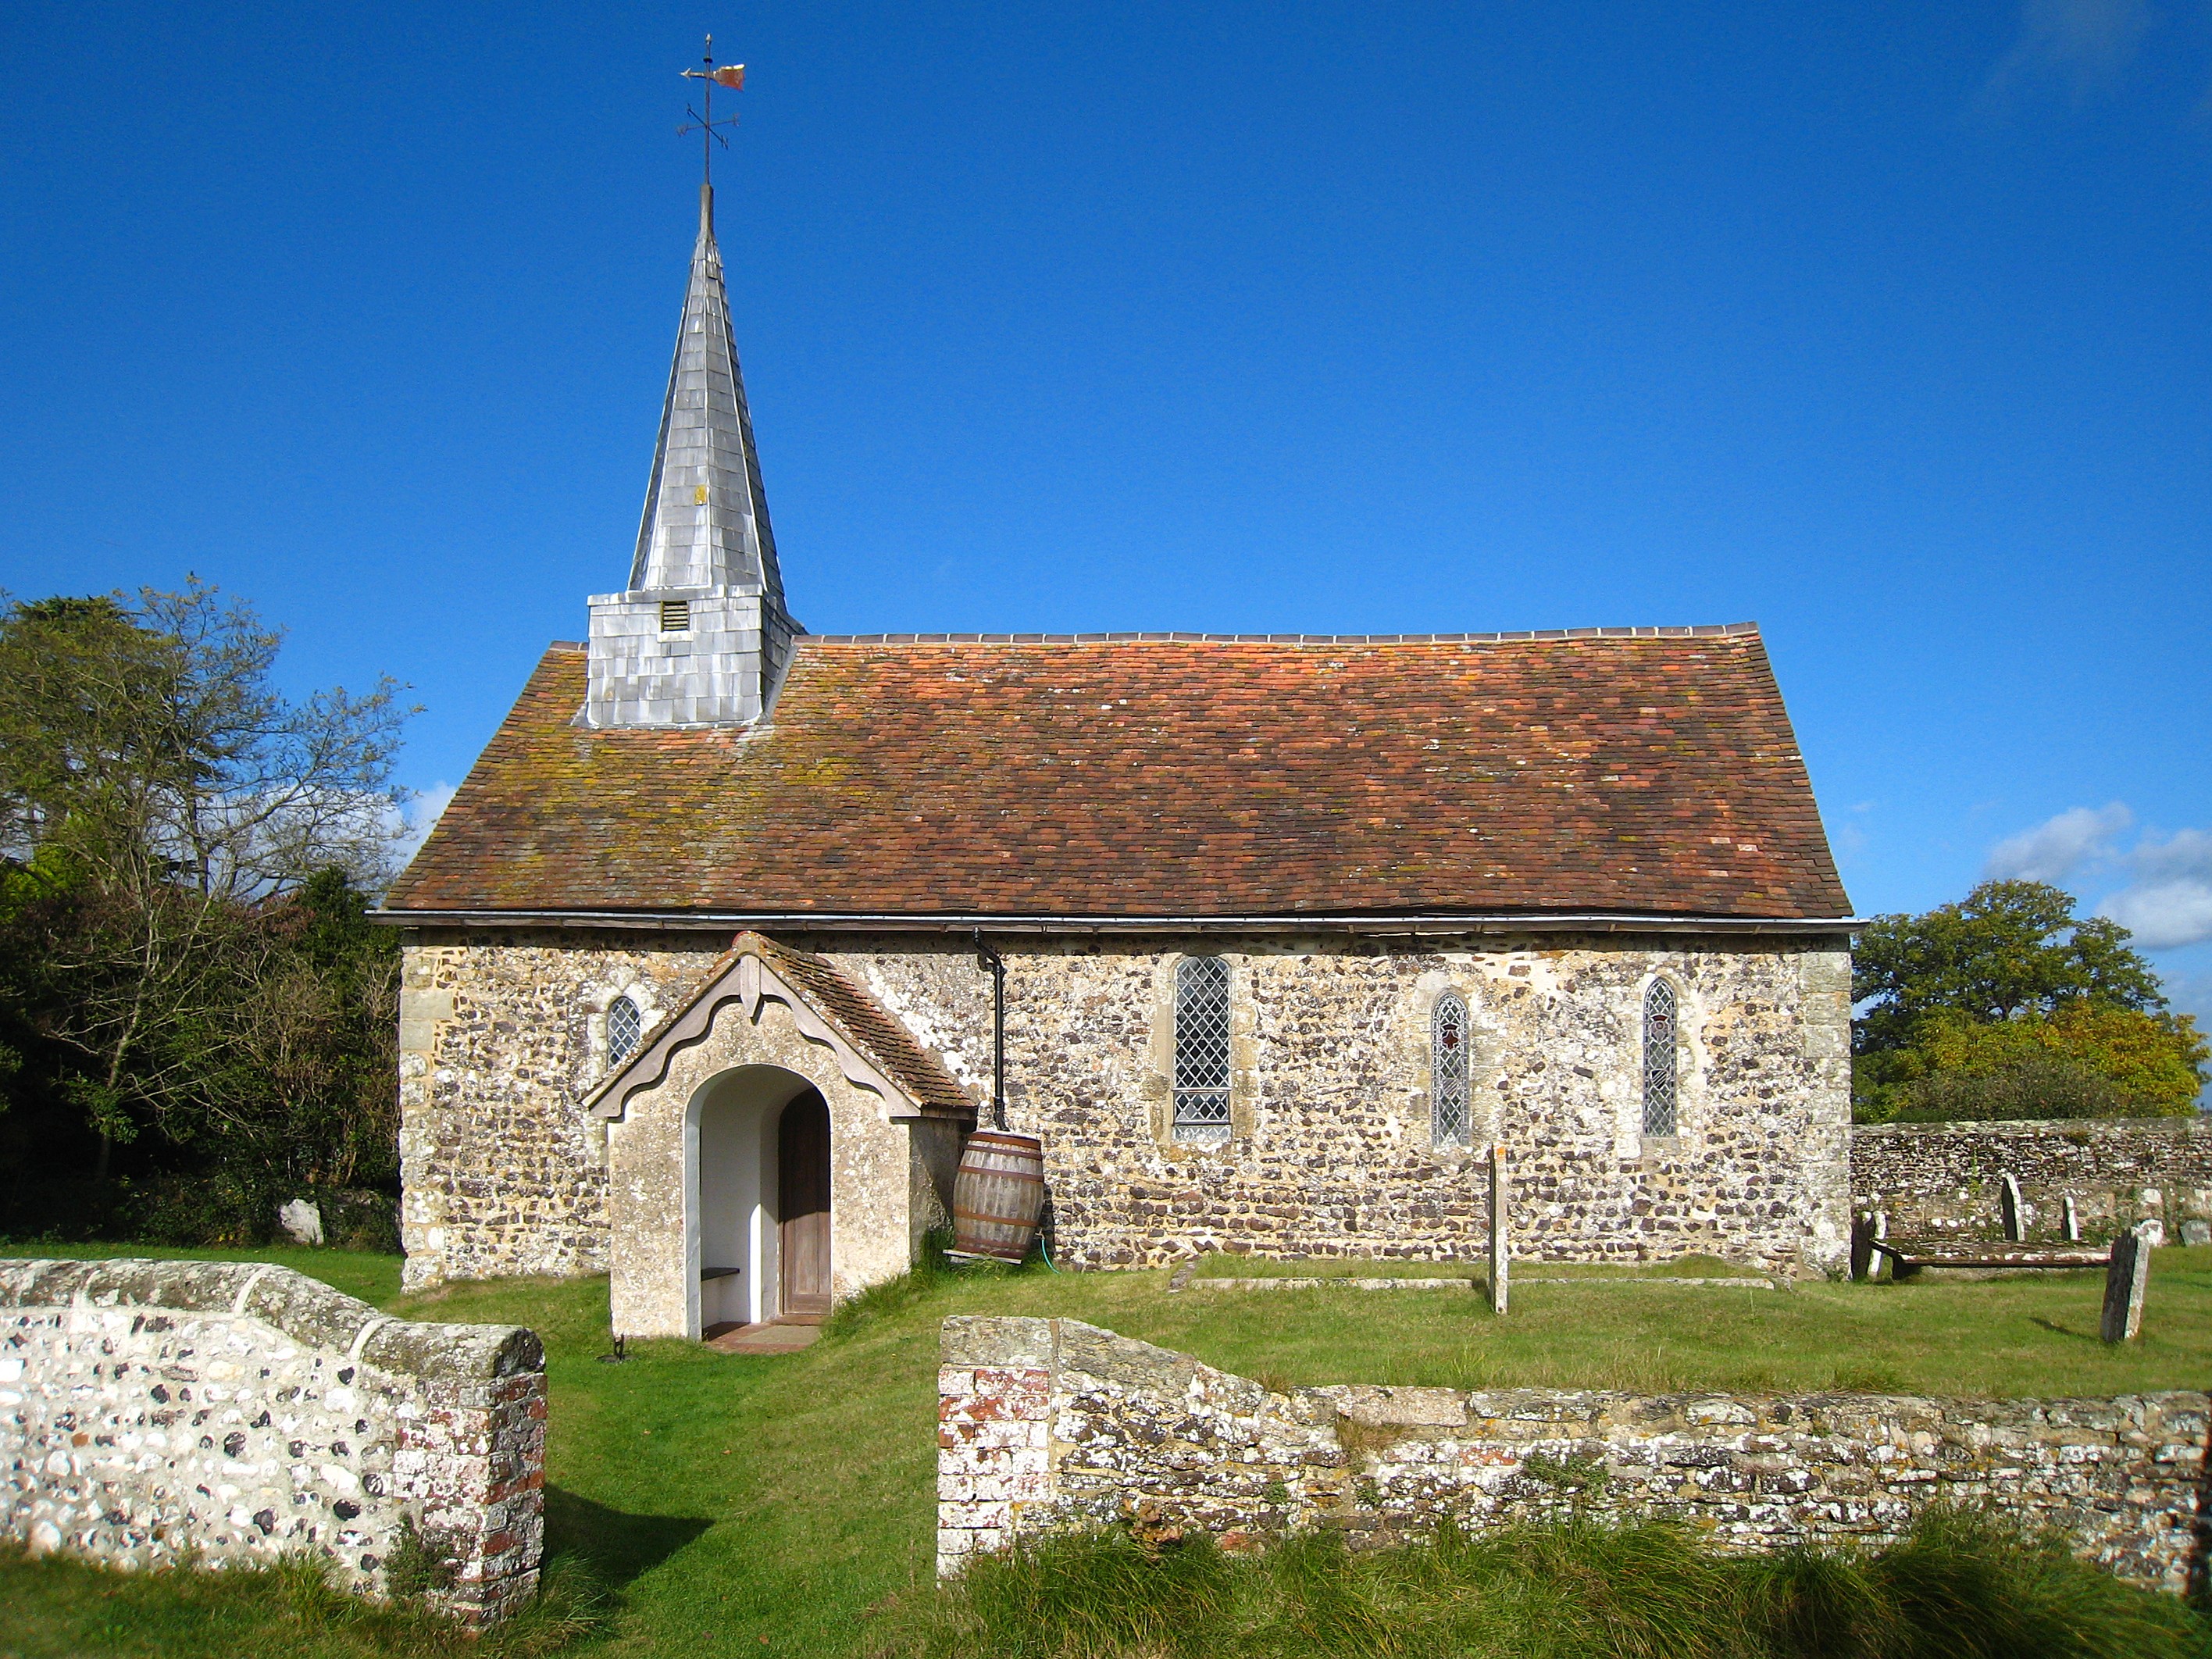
[1488, 1143, 1509, 1315]
[2101, 1228, 2151, 1343]
[2000, 1173, 2025, 1243]
[2063, 1194, 2080, 1243]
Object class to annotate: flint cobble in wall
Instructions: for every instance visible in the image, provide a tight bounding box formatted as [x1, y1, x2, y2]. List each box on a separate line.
[403, 928, 1850, 1288]
[1, 1258, 545, 1622]
[1854, 1118, 2212, 1240]
[937, 1315, 2210, 1593]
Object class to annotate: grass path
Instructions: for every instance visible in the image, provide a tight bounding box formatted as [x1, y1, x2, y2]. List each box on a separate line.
[9, 1246, 2212, 1656]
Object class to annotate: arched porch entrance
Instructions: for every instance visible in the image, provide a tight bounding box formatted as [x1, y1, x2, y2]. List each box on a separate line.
[692, 1065, 834, 1334]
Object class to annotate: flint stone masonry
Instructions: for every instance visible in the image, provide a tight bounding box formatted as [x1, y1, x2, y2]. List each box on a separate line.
[1, 1258, 545, 1623]
[401, 927, 1851, 1289]
[937, 1315, 2211, 1593]
[1855, 1118, 2212, 1243]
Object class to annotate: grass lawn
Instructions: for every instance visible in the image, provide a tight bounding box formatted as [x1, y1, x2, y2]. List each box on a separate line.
[9, 1245, 2212, 1657]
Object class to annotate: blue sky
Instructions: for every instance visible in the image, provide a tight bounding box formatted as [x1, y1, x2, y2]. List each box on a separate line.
[2, 2, 2208, 1017]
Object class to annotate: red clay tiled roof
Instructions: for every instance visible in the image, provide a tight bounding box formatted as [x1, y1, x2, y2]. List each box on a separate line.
[387, 629, 1849, 920]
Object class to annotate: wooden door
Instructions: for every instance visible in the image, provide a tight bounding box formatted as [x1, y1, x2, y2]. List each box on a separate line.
[778, 1090, 833, 1316]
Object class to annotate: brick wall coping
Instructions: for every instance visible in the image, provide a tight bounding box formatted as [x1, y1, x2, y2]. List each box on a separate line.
[0, 1258, 541, 1382]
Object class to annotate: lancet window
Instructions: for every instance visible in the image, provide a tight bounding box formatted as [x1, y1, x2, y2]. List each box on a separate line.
[607, 995, 644, 1066]
[1432, 992, 1472, 1147]
[1172, 957, 1233, 1143]
[1642, 980, 1678, 1137]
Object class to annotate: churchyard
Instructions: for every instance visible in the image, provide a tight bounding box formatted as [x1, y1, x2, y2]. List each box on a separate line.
[9, 1241, 2212, 1657]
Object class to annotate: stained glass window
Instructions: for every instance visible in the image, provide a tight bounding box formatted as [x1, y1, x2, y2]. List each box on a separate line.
[1643, 980, 1678, 1136]
[607, 995, 643, 1066]
[1432, 992, 1472, 1147]
[1173, 957, 1233, 1143]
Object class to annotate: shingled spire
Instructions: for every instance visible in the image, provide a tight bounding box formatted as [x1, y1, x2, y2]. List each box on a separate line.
[584, 180, 800, 729]
[630, 183, 784, 596]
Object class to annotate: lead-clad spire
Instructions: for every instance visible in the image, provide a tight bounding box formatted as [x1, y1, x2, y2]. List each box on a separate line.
[583, 163, 800, 730]
[629, 182, 784, 601]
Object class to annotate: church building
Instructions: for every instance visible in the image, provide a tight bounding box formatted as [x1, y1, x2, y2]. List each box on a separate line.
[384, 180, 1858, 1339]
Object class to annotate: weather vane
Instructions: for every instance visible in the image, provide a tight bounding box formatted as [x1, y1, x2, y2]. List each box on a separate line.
[679, 34, 745, 187]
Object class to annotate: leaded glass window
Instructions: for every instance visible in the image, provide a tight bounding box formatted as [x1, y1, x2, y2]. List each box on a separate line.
[1432, 992, 1472, 1147]
[607, 995, 643, 1066]
[1172, 956, 1232, 1143]
[1642, 980, 1678, 1136]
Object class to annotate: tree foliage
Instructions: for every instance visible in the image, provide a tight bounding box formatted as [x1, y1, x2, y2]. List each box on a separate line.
[0, 584, 412, 1243]
[1853, 880, 2207, 1123]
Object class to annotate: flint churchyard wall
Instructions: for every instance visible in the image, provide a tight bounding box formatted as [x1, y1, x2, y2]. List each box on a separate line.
[937, 1315, 2210, 1593]
[1854, 1118, 2212, 1241]
[399, 929, 1851, 1286]
[0, 1258, 545, 1623]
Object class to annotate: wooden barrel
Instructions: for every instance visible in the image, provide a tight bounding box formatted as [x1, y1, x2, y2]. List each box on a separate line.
[951, 1131, 1045, 1264]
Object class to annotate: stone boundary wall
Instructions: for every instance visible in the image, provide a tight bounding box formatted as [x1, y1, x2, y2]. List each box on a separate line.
[937, 1315, 2210, 1593]
[1, 1258, 546, 1623]
[1853, 1119, 2212, 1241]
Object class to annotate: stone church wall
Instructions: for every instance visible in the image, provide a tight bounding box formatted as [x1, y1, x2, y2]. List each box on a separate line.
[824, 931, 1852, 1278]
[398, 930, 722, 1290]
[938, 1315, 2207, 1593]
[399, 927, 1850, 1290]
[1, 1258, 545, 1623]
[1853, 1118, 2212, 1242]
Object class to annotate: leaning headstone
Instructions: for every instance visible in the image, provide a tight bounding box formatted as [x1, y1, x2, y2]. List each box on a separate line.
[277, 1197, 324, 1247]
[1488, 1144, 1509, 1315]
[2101, 1228, 2152, 1343]
[2063, 1194, 2080, 1243]
[2137, 1216, 2167, 1249]
[2000, 1174, 2025, 1243]
[2184, 1220, 2211, 1248]
[1851, 1212, 1876, 1281]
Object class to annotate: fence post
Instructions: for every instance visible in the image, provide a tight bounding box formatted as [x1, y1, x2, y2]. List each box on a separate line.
[1488, 1143, 1509, 1315]
[2100, 1228, 2151, 1344]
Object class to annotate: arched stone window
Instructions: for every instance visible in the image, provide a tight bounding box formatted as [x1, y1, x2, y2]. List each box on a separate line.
[1172, 956, 1233, 1143]
[1432, 991, 1472, 1147]
[1642, 980, 1678, 1136]
[607, 994, 644, 1066]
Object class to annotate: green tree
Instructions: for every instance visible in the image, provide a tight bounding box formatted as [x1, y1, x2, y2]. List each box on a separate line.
[1853, 880, 2207, 1123]
[0, 582, 410, 1186]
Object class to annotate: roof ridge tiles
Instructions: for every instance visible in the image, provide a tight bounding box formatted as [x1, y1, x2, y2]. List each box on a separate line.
[787, 623, 1762, 647]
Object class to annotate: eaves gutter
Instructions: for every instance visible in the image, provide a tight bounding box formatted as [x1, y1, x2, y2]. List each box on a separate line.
[373, 907, 1863, 938]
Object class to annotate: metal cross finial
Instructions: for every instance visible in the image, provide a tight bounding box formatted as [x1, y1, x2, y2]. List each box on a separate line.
[679, 34, 745, 189]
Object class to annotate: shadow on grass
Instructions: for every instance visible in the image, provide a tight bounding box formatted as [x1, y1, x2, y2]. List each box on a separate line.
[2028, 1315, 2100, 1343]
[545, 1486, 713, 1590]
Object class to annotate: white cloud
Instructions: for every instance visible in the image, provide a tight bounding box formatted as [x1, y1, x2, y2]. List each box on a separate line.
[395, 782, 457, 866]
[2100, 830, 2212, 951]
[1983, 802, 2132, 883]
[1982, 0, 2152, 105]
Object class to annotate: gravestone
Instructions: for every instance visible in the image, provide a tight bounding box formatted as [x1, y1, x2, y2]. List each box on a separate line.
[2101, 1228, 2152, 1343]
[2138, 1216, 2167, 1249]
[2000, 1173, 2025, 1242]
[2183, 1220, 2210, 1247]
[276, 1197, 324, 1247]
[2063, 1194, 2080, 1243]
